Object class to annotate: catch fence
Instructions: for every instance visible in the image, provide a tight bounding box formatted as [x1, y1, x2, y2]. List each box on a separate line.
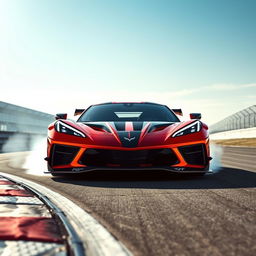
[210, 105, 256, 134]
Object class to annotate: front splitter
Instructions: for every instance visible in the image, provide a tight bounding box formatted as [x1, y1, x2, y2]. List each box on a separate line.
[45, 166, 211, 174]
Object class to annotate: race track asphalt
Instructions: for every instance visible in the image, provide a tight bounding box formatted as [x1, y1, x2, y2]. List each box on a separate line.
[0, 145, 255, 256]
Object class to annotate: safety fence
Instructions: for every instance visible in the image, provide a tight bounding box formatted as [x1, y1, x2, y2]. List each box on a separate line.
[210, 105, 256, 134]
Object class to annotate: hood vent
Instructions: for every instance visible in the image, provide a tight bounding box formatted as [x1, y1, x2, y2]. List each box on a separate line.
[148, 123, 172, 133]
[85, 123, 111, 133]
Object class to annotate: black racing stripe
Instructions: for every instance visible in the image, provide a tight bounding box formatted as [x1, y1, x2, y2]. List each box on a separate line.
[114, 122, 125, 131]
[133, 122, 144, 131]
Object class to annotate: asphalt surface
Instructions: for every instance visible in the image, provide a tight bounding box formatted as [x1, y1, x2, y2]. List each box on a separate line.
[0, 145, 255, 256]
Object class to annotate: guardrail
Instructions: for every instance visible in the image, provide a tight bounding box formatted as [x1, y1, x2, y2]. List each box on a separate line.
[210, 105, 256, 134]
[0, 101, 54, 152]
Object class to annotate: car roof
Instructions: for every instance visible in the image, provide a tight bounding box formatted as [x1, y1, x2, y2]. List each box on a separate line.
[92, 102, 164, 106]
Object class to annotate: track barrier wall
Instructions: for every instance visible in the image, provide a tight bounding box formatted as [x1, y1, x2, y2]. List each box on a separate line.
[210, 105, 256, 134]
[0, 101, 54, 153]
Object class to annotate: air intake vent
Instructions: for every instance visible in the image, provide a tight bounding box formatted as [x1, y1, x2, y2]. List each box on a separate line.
[51, 144, 79, 166]
[79, 148, 179, 167]
[178, 144, 207, 165]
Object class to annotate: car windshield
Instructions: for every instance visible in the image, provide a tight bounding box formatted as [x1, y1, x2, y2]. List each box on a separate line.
[78, 103, 180, 122]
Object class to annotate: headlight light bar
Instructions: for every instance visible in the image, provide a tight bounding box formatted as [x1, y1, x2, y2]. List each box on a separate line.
[55, 121, 86, 138]
[172, 121, 201, 137]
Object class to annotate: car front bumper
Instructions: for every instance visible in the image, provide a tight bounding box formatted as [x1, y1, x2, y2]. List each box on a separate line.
[46, 138, 211, 174]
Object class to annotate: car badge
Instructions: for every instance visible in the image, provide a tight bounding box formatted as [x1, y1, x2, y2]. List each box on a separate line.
[124, 136, 135, 142]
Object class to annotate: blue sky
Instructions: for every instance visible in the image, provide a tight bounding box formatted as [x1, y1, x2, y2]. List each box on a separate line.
[0, 0, 255, 124]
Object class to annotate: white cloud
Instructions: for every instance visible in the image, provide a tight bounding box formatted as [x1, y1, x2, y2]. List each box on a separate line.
[206, 83, 256, 91]
[243, 83, 256, 88]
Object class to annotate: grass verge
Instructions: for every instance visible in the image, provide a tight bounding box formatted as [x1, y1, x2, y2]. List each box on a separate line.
[211, 138, 256, 147]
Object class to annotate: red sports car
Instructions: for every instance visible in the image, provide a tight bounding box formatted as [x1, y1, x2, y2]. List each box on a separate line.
[45, 102, 211, 176]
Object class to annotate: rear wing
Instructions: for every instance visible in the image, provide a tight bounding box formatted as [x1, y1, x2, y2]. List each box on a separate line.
[171, 109, 183, 116]
[74, 109, 85, 116]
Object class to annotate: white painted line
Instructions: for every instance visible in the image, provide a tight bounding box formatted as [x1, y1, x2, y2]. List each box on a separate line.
[0, 204, 51, 217]
[0, 178, 9, 181]
[0, 172, 132, 256]
[0, 196, 43, 205]
[0, 185, 25, 190]
[0, 241, 66, 256]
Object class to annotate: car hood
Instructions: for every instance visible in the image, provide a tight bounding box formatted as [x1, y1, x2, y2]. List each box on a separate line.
[81, 121, 177, 147]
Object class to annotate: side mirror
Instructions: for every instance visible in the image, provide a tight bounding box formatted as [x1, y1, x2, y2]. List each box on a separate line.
[172, 109, 183, 116]
[190, 113, 201, 119]
[55, 113, 67, 120]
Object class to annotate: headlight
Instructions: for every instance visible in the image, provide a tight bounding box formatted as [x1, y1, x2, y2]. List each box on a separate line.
[55, 121, 86, 138]
[172, 121, 201, 137]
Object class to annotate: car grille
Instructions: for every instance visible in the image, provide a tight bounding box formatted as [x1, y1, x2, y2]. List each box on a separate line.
[51, 144, 79, 166]
[79, 148, 179, 167]
[178, 144, 207, 165]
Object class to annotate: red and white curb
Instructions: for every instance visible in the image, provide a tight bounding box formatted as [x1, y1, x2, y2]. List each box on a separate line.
[0, 173, 132, 256]
[0, 177, 66, 256]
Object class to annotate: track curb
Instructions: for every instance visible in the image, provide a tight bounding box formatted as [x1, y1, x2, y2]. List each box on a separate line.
[0, 172, 132, 256]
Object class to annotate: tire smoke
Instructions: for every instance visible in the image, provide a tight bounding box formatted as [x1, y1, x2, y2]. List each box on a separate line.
[209, 143, 223, 172]
[1, 134, 49, 175]
[22, 136, 49, 176]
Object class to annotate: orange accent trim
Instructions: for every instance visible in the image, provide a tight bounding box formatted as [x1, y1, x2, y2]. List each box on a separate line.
[70, 148, 87, 167]
[172, 148, 187, 166]
[206, 138, 210, 156]
[171, 145, 207, 168]
[49, 139, 208, 150]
